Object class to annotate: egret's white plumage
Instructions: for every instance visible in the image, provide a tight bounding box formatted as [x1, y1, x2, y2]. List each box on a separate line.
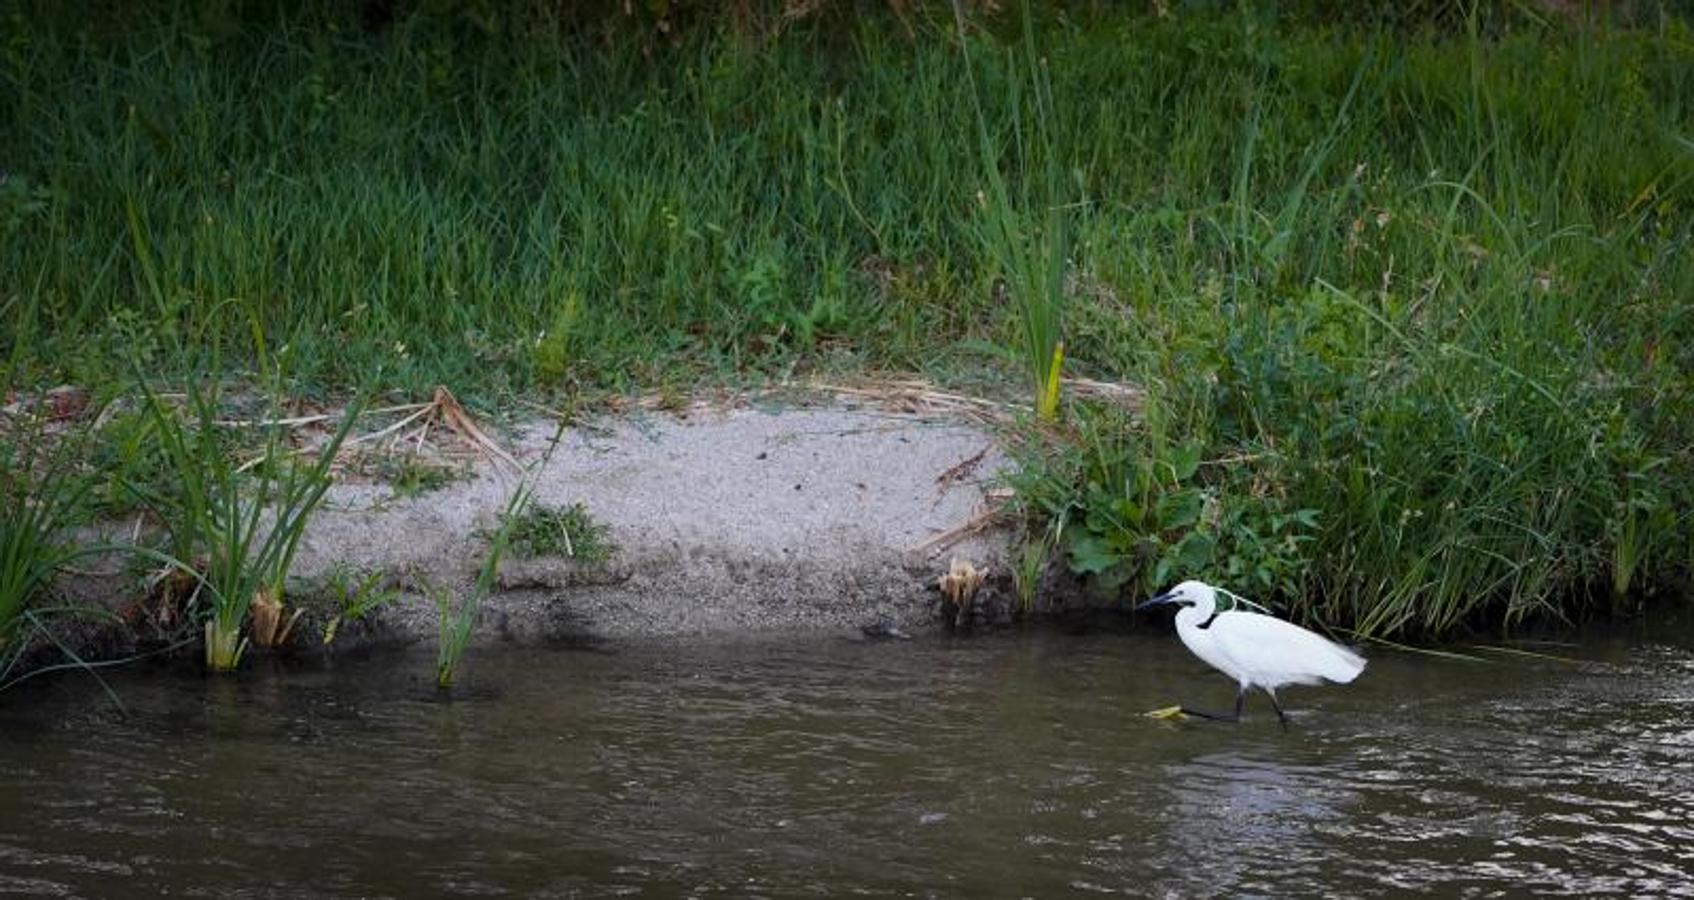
[1140, 580, 1364, 725]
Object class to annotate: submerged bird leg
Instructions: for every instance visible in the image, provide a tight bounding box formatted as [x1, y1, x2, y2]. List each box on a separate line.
[1265, 690, 1290, 729]
[1179, 688, 1247, 723]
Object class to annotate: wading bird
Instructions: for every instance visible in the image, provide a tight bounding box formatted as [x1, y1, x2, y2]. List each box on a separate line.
[1137, 580, 1365, 727]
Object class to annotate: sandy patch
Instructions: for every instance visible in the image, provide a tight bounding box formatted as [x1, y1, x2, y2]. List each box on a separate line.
[269, 404, 1016, 645]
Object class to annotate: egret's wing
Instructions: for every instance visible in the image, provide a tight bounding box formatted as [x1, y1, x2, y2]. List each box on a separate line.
[1209, 612, 1366, 686]
[1175, 617, 1246, 684]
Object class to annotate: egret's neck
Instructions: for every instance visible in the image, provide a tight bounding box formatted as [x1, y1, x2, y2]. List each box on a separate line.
[1174, 596, 1219, 632]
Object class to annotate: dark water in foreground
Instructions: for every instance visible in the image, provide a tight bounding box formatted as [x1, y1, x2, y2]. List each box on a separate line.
[3, 621, 1693, 898]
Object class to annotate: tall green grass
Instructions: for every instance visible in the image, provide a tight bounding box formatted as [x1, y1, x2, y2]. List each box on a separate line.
[1009, 17, 1694, 635]
[956, 0, 1072, 420]
[2, 3, 1690, 635]
[3, 6, 1685, 398]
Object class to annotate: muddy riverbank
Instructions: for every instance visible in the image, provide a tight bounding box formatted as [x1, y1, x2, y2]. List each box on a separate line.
[47, 403, 1092, 665]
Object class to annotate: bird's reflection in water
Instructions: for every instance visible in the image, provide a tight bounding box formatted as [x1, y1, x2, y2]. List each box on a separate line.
[1145, 750, 1355, 896]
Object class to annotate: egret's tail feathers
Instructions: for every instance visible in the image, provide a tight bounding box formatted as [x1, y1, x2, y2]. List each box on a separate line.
[1322, 642, 1367, 684]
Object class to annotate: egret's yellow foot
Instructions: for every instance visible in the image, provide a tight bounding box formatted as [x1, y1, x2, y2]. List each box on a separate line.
[1144, 705, 1187, 720]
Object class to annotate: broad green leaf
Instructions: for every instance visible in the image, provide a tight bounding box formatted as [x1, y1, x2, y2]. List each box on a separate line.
[1168, 441, 1204, 483]
[1155, 490, 1204, 530]
[1175, 531, 1215, 569]
[1068, 533, 1120, 575]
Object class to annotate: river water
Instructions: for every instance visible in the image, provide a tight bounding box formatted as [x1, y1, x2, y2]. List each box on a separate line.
[3, 620, 1692, 897]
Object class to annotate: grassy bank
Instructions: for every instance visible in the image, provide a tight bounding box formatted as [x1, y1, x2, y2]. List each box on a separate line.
[2, 2, 1691, 641]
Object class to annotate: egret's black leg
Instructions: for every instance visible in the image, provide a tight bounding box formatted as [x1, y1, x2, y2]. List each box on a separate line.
[1266, 690, 1290, 730]
[1180, 688, 1247, 723]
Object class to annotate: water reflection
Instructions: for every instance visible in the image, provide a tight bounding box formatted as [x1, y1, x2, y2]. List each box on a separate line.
[1146, 751, 1350, 896]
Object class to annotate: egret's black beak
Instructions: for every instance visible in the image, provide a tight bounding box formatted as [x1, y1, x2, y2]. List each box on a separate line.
[1135, 592, 1175, 612]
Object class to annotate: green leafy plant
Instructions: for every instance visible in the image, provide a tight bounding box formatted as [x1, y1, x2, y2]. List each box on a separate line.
[1213, 503, 1320, 601]
[1013, 398, 1322, 608]
[1064, 436, 1212, 597]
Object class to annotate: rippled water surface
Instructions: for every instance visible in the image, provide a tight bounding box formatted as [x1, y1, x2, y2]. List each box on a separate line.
[4, 621, 1693, 897]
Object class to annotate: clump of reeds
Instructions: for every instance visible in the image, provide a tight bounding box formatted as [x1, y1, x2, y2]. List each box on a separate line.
[954, 0, 1072, 421]
[134, 373, 357, 671]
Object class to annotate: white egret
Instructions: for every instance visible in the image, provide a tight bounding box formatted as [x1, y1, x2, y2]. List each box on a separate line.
[1137, 580, 1365, 727]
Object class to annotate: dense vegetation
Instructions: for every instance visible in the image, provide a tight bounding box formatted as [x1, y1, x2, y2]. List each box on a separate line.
[1, 0, 1690, 651]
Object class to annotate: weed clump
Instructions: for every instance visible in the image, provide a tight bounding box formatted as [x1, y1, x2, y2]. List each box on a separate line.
[500, 502, 614, 564]
[349, 452, 468, 501]
[317, 565, 400, 645]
